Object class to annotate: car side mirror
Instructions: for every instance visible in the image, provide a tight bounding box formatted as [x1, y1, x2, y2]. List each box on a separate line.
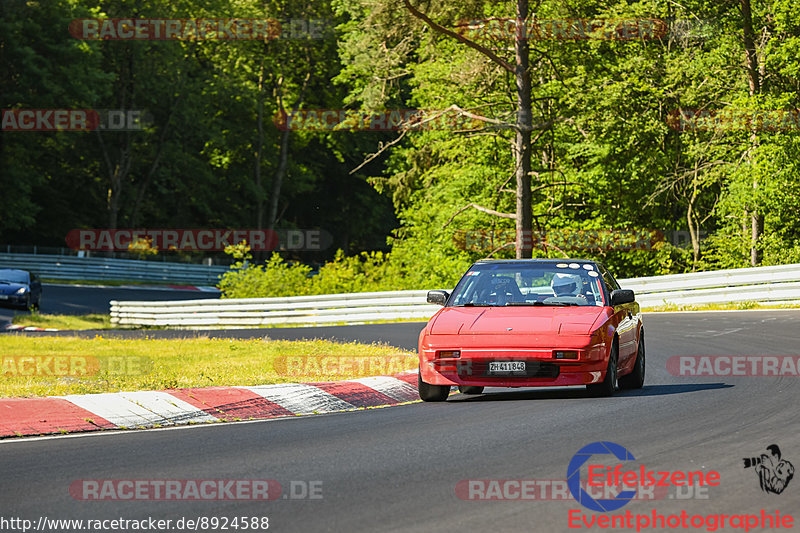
[610, 289, 635, 306]
[427, 290, 450, 306]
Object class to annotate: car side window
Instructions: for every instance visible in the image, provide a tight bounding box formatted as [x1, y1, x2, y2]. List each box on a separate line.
[598, 264, 620, 292]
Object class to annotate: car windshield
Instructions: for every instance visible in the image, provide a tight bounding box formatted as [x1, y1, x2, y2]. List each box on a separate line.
[0, 270, 29, 284]
[449, 262, 604, 307]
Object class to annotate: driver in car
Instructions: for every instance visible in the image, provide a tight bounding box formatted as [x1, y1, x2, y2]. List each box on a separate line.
[551, 273, 587, 302]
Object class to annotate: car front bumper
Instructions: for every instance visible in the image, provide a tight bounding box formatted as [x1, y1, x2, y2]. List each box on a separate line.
[0, 293, 28, 306]
[419, 343, 609, 388]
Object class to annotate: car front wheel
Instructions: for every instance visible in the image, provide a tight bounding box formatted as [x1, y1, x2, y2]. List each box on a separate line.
[619, 331, 645, 390]
[418, 371, 450, 402]
[587, 342, 618, 397]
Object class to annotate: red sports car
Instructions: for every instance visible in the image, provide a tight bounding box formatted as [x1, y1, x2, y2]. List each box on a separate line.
[418, 259, 644, 401]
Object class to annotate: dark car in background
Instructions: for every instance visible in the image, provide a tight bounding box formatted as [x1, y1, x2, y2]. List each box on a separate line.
[0, 269, 42, 310]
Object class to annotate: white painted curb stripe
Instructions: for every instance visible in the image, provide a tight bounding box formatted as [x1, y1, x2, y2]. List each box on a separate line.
[58, 391, 218, 428]
[350, 376, 419, 403]
[244, 383, 355, 415]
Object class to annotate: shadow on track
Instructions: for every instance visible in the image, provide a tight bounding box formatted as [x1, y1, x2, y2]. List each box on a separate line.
[448, 382, 733, 402]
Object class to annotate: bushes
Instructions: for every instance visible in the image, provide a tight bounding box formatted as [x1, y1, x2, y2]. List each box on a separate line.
[218, 253, 313, 298]
[218, 242, 473, 298]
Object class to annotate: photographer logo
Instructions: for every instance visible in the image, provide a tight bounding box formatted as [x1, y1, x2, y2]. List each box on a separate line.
[744, 444, 794, 494]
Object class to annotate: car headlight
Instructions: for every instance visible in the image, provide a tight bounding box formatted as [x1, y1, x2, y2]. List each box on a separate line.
[14, 287, 27, 295]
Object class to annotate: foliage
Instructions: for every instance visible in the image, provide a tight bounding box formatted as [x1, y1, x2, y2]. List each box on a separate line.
[5, 0, 800, 298]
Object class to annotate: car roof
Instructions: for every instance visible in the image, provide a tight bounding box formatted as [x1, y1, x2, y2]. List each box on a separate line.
[472, 258, 598, 265]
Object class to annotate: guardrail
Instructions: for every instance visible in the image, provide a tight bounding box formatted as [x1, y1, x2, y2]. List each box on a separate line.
[620, 263, 800, 308]
[111, 290, 440, 328]
[0, 253, 229, 285]
[109, 262, 800, 329]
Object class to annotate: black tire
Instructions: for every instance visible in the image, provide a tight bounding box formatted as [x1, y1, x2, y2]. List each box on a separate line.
[619, 331, 645, 390]
[418, 371, 450, 402]
[20, 295, 31, 311]
[587, 341, 618, 397]
[458, 385, 484, 395]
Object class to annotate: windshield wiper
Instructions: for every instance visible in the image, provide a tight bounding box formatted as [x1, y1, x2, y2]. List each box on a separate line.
[456, 303, 498, 307]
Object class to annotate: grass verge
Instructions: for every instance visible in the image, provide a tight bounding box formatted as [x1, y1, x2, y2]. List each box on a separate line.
[11, 312, 112, 330]
[642, 301, 800, 312]
[0, 336, 416, 398]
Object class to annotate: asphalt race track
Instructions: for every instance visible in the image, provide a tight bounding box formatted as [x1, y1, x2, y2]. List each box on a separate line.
[0, 284, 220, 325]
[3, 310, 800, 532]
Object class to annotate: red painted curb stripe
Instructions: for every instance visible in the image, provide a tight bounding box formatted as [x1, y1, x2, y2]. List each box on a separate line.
[169, 387, 294, 420]
[0, 397, 116, 437]
[310, 381, 399, 408]
[393, 373, 418, 386]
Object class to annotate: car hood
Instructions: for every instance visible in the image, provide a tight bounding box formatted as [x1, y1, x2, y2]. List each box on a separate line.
[429, 305, 608, 335]
[0, 282, 27, 295]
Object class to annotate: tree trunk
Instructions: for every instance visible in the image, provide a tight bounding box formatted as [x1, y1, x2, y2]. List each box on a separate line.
[751, 213, 763, 265]
[741, 0, 762, 266]
[514, 0, 533, 259]
[255, 66, 266, 231]
[267, 71, 311, 232]
[687, 194, 700, 271]
[267, 128, 290, 231]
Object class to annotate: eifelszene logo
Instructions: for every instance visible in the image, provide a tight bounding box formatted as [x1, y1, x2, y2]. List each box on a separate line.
[567, 441, 721, 512]
[567, 441, 637, 512]
[743, 444, 794, 494]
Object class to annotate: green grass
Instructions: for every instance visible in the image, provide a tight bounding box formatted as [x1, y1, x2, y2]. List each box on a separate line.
[641, 301, 800, 312]
[0, 336, 416, 398]
[12, 312, 111, 330]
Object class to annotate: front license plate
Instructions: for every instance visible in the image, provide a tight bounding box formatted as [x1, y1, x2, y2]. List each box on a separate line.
[0, 295, 8, 300]
[488, 361, 526, 374]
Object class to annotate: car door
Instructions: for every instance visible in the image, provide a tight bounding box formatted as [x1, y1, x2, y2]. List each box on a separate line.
[29, 273, 41, 303]
[598, 264, 638, 367]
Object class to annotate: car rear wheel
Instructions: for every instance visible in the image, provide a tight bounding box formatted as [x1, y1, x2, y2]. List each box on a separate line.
[418, 371, 450, 402]
[587, 342, 618, 397]
[458, 386, 484, 395]
[619, 331, 645, 390]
